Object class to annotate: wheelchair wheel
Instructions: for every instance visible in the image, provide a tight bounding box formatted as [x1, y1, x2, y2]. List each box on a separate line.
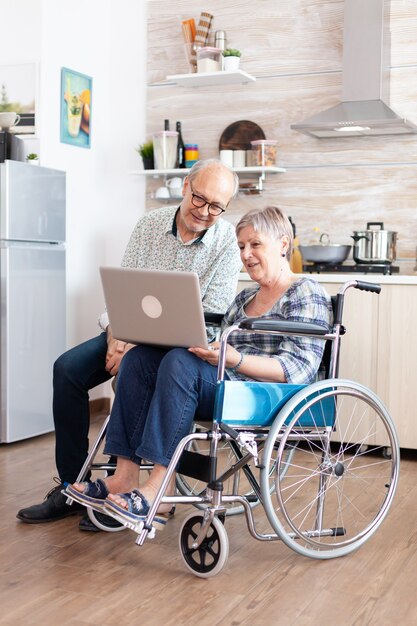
[179, 512, 229, 578]
[175, 431, 293, 516]
[87, 506, 127, 532]
[261, 379, 400, 559]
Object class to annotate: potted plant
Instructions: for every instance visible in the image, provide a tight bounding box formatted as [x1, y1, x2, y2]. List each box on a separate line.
[136, 139, 154, 170]
[223, 48, 241, 71]
[26, 153, 39, 165]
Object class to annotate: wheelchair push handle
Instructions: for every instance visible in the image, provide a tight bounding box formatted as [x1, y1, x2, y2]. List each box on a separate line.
[354, 280, 381, 294]
[333, 280, 381, 326]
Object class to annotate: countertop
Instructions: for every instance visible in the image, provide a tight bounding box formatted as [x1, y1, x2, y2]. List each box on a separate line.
[239, 272, 417, 286]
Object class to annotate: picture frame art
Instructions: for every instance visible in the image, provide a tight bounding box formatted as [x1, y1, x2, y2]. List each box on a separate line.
[60, 67, 92, 148]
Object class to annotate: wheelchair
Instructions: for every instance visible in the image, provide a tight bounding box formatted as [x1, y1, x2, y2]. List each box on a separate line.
[70, 279, 400, 577]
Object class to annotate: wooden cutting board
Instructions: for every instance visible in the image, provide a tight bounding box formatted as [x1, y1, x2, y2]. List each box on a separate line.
[219, 120, 266, 151]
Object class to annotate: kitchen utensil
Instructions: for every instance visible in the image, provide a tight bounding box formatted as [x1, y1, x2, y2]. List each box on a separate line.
[251, 139, 278, 167]
[300, 233, 352, 264]
[289, 217, 303, 273]
[197, 47, 221, 73]
[219, 149, 233, 166]
[351, 222, 397, 264]
[300, 244, 352, 264]
[233, 150, 246, 167]
[195, 12, 213, 46]
[181, 18, 196, 44]
[215, 30, 227, 69]
[153, 131, 178, 169]
[0, 112, 21, 130]
[191, 12, 213, 69]
[155, 186, 170, 199]
[184, 144, 198, 168]
[166, 177, 183, 197]
[219, 120, 265, 151]
[184, 43, 198, 72]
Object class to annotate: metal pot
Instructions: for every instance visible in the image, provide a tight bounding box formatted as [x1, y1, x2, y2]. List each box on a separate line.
[351, 222, 397, 264]
[300, 232, 352, 264]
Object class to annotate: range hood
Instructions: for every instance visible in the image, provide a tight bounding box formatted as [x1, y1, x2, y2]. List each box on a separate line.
[291, 0, 417, 138]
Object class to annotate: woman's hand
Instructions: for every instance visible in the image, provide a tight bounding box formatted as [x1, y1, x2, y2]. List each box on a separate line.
[189, 342, 242, 369]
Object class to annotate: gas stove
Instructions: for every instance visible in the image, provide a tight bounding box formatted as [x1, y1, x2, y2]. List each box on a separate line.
[303, 263, 400, 275]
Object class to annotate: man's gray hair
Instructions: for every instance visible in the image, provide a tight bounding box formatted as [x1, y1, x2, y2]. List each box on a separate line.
[236, 206, 294, 261]
[187, 159, 239, 199]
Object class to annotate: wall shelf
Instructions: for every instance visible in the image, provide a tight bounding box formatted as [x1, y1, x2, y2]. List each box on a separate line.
[131, 166, 285, 177]
[165, 69, 256, 87]
[131, 166, 286, 196]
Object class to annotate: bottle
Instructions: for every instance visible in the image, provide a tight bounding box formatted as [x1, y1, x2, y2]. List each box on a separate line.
[289, 217, 303, 273]
[164, 119, 170, 131]
[176, 121, 186, 168]
[214, 30, 227, 70]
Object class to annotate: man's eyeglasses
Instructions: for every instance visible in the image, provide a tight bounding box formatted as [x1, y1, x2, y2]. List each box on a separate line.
[189, 184, 226, 216]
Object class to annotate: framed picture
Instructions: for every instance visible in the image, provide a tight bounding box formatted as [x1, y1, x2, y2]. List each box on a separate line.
[0, 62, 37, 132]
[60, 67, 92, 148]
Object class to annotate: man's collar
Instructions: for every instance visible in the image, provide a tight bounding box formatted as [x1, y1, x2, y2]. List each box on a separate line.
[169, 207, 215, 246]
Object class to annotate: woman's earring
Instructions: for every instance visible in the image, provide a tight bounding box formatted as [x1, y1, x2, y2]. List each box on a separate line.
[281, 252, 286, 257]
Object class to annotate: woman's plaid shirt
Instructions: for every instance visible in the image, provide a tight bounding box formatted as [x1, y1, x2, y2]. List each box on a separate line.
[222, 278, 333, 384]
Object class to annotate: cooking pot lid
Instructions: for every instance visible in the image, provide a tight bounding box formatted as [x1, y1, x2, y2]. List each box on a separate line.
[353, 222, 397, 235]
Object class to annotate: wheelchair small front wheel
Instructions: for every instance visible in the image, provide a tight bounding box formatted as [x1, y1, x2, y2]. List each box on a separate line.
[87, 506, 127, 532]
[179, 512, 229, 578]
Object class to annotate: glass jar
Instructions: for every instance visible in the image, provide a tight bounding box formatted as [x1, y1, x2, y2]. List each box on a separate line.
[196, 47, 222, 73]
[250, 139, 278, 167]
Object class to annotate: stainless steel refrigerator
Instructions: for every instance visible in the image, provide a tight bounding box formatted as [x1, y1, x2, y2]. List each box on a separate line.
[0, 160, 66, 442]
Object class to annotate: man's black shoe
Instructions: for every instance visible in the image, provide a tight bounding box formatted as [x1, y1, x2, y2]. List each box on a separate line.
[78, 513, 101, 532]
[16, 481, 84, 523]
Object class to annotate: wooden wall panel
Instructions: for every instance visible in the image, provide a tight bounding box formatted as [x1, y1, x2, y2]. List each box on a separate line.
[146, 0, 417, 271]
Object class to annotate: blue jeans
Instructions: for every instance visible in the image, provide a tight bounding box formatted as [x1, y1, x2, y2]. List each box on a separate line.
[104, 345, 221, 467]
[53, 332, 111, 483]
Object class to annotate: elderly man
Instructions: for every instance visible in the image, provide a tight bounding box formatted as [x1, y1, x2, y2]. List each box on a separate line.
[17, 158, 241, 527]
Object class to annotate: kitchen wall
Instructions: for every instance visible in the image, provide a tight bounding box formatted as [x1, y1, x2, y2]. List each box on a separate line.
[146, 0, 417, 272]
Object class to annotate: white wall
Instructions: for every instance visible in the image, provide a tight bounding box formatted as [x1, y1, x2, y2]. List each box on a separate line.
[40, 0, 147, 348]
[1, 0, 147, 399]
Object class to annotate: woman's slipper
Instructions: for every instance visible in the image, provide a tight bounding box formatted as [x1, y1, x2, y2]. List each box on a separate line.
[65, 479, 109, 511]
[104, 489, 170, 530]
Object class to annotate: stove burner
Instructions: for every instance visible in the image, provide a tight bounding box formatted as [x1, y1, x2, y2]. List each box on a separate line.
[303, 263, 399, 275]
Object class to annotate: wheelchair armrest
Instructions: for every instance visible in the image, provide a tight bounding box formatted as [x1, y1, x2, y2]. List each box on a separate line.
[239, 318, 328, 336]
[204, 312, 224, 326]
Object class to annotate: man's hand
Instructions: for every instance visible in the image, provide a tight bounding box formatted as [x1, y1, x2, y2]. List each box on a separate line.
[105, 326, 134, 376]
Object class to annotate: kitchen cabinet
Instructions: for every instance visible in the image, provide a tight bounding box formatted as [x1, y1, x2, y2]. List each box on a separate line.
[376, 285, 417, 449]
[314, 281, 417, 449]
[238, 275, 417, 450]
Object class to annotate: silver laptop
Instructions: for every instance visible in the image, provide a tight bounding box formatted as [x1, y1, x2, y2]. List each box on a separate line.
[99, 267, 208, 349]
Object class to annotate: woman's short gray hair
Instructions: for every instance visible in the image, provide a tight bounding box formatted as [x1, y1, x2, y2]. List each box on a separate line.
[236, 206, 294, 260]
[188, 159, 239, 199]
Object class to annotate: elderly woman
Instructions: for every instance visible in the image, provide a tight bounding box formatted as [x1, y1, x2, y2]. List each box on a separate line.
[67, 206, 332, 528]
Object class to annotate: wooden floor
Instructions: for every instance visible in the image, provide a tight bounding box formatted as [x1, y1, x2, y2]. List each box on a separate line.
[1, 411, 417, 626]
